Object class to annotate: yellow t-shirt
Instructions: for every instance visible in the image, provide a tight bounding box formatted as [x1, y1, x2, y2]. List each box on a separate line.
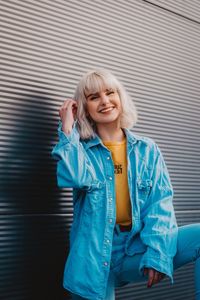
[103, 138, 132, 226]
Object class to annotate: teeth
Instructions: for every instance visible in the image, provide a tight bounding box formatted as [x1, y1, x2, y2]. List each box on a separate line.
[100, 107, 114, 113]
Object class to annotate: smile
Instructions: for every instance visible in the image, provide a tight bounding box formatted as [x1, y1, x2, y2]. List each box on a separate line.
[99, 106, 115, 113]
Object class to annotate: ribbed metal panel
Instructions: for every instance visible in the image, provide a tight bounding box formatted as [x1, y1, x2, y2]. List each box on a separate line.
[146, 0, 200, 23]
[1, 0, 200, 299]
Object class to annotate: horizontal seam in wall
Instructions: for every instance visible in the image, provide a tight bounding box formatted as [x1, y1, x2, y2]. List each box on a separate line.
[142, 0, 200, 25]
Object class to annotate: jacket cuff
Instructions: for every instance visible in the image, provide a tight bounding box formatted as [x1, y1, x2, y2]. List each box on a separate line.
[57, 120, 79, 145]
[139, 248, 174, 284]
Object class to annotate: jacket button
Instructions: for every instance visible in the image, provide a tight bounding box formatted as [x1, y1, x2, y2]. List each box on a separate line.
[104, 262, 108, 266]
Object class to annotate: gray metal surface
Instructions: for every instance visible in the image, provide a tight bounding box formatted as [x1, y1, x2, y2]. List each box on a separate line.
[146, 0, 200, 23]
[1, 0, 200, 299]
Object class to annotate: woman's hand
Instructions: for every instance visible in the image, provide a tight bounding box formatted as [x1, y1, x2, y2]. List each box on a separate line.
[59, 99, 78, 135]
[144, 267, 166, 288]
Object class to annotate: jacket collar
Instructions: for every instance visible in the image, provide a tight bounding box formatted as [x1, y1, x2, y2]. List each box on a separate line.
[83, 128, 140, 150]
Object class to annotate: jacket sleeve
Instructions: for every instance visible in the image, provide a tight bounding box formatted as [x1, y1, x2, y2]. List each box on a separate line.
[51, 121, 99, 190]
[139, 144, 178, 284]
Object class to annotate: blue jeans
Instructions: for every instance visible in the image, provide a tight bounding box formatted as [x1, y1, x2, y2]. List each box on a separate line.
[71, 223, 200, 300]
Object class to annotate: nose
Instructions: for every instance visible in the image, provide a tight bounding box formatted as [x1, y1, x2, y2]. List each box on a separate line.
[100, 93, 110, 105]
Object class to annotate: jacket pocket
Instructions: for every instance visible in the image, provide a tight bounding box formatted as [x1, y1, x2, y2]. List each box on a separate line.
[83, 188, 105, 213]
[137, 178, 152, 204]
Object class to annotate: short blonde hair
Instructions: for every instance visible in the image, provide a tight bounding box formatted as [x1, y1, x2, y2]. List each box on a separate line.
[73, 68, 138, 140]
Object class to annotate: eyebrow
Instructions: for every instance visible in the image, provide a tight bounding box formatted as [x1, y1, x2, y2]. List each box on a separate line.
[86, 89, 113, 99]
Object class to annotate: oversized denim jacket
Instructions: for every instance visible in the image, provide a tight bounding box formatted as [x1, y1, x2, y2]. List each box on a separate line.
[51, 121, 178, 300]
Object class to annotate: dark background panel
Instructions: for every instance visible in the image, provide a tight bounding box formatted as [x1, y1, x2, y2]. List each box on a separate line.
[0, 215, 71, 300]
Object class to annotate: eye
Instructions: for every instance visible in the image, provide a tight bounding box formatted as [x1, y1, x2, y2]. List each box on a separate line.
[107, 90, 115, 95]
[90, 95, 98, 100]
[87, 93, 99, 101]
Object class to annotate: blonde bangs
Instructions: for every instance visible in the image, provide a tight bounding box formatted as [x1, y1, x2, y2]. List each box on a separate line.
[83, 71, 119, 97]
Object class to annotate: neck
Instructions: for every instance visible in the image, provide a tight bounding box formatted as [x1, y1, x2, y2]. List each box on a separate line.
[96, 123, 125, 142]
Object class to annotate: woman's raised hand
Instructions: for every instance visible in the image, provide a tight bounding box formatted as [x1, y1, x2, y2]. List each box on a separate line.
[59, 99, 78, 135]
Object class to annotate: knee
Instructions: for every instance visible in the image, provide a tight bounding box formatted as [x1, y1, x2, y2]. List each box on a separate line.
[178, 223, 200, 237]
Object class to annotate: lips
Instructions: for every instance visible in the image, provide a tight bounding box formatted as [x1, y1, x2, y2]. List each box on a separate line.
[99, 106, 115, 113]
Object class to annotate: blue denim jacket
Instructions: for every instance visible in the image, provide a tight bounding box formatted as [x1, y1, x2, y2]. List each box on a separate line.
[51, 122, 178, 300]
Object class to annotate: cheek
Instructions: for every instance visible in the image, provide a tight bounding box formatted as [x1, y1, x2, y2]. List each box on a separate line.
[116, 95, 121, 108]
[86, 103, 97, 117]
[117, 100, 122, 112]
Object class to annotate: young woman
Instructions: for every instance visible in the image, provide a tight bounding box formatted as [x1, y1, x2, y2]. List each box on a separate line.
[52, 68, 200, 300]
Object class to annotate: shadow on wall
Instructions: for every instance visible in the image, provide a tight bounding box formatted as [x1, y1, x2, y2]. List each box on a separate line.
[1, 92, 70, 299]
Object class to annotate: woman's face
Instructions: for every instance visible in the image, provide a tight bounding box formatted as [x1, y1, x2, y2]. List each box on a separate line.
[85, 88, 122, 127]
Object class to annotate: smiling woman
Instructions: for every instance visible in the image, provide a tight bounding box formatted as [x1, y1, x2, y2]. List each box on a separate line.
[73, 69, 138, 140]
[85, 88, 122, 137]
[52, 68, 200, 300]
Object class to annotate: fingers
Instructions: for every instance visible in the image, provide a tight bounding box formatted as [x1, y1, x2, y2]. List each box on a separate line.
[58, 99, 78, 134]
[147, 268, 155, 288]
[158, 273, 163, 282]
[146, 268, 165, 288]
[152, 271, 159, 286]
[59, 99, 77, 119]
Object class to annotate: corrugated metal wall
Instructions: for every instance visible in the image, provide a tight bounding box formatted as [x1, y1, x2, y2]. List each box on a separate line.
[1, 0, 200, 299]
